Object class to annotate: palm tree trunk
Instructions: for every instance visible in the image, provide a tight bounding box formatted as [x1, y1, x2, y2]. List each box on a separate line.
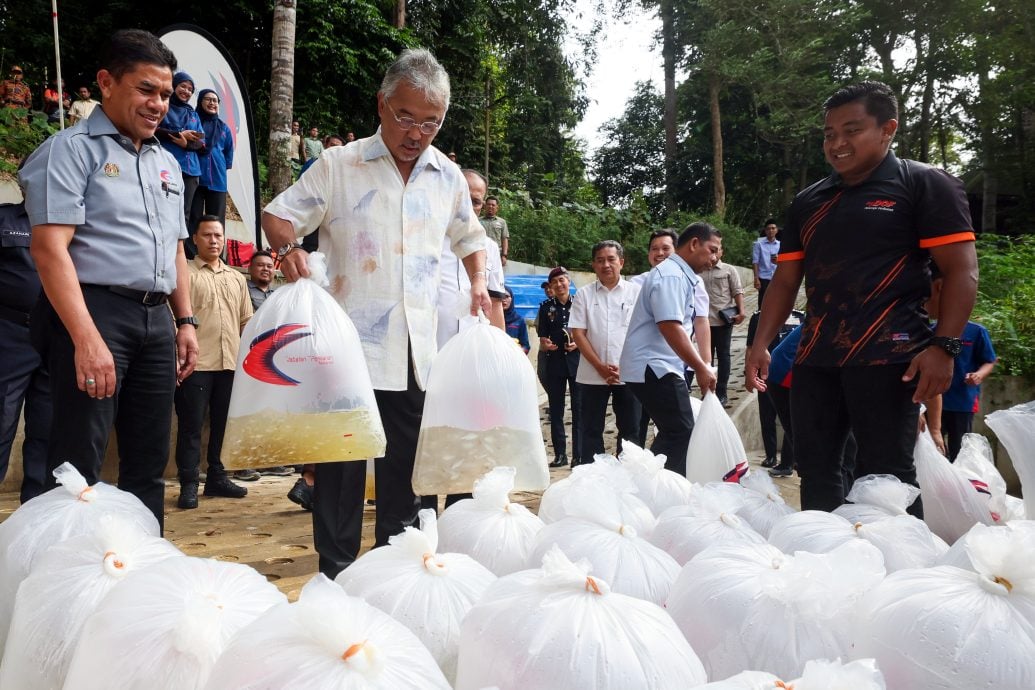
[709, 74, 726, 218]
[268, 0, 297, 198]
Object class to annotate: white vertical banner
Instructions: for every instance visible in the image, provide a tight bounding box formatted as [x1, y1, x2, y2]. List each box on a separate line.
[159, 25, 260, 245]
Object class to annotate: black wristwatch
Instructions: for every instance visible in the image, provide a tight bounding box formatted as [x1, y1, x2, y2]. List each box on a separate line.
[929, 336, 962, 357]
[176, 316, 199, 328]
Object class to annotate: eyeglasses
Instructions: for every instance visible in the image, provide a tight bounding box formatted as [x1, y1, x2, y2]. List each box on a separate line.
[200, 96, 219, 103]
[384, 99, 442, 135]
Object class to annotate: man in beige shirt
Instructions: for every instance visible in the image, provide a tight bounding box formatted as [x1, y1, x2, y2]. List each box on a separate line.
[701, 245, 745, 406]
[174, 215, 254, 509]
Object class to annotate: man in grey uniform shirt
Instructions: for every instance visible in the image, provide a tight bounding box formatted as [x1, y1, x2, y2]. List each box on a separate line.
[20, 29, 199, 529]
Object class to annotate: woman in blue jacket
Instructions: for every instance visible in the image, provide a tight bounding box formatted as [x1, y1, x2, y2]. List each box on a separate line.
[156, 72, 204, 248]
[191, 88, 235, 231]
[503, 286, 530, 353]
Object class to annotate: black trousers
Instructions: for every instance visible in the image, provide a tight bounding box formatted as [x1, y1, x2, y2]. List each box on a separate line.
[33, 288, 176, 530]
[759, 383, 779, 461]
[940, 410, 973, 462]
[543, 353, 582, 461]
[174, 369, 234, 484]
[188, 186, 228, 234]
[767, 384, 795, 471]
[182, 174, 200, 258]
[0, 318, 51, 503]
[627, 367, 694, 475]
[312, 358, 425, 579]
[710, 323, 734, 399]
[579, 383, 641, 460]
[791, 363, 921, 517]
[757, 278, 771, 306]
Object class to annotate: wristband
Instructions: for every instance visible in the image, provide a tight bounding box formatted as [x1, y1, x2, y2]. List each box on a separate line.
[472, 270, 487, 279]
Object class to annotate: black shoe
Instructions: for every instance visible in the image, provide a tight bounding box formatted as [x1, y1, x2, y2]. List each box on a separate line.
[769, 467, 793, 477]
[761, 457, 778, 468]
[204, 476, 248, 499]
[549, 454, 569, 468]
[719, 395, 730, 407]
[177, 483, 198, 510]
[233, 469, 261, 482]
[287, 478, 313, 511]
[260, 465, 293, 476]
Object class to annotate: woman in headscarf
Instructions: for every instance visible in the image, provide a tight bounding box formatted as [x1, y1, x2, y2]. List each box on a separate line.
[156, 71, 204, 250]
[503, 285, 530, 353]
[191, 88, 235, 231]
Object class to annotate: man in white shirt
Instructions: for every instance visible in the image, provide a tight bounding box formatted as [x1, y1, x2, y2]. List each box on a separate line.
[262, 49, 489, 578]
[67, 86, 99, 124]
[620, 222, 720, 474]
[570, 240, 641, 460]
[436, 168, 506, 348]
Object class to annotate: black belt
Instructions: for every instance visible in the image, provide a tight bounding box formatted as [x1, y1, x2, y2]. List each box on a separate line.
[0, 303, 30, 326]
[82, 284, 169, 306]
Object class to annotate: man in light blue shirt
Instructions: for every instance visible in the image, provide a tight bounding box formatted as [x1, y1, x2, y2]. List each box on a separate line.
[752, 219, 780, 305]
[620, 222, 721, 474]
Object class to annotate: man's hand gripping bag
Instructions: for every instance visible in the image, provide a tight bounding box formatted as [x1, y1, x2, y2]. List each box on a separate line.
[221, 253, 386, 470]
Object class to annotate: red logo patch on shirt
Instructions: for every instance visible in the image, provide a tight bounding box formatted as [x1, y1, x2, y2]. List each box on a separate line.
[865, 199, 897, 211]
[159, 169, 174, 184]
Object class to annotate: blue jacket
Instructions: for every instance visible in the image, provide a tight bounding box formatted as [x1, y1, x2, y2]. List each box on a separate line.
[198, 115, 234, 192]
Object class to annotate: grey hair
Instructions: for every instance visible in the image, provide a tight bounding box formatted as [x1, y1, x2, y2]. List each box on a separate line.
[592, 239, 625, 260]
[381, 48, 451, 109]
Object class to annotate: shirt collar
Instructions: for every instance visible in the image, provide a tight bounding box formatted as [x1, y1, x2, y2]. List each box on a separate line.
[668, 253, 699, 284]
[192, 256, 228, 272]
[85, 106, 161, 152]
[362, 128, 444, 173]
[817, 150, 900, 191]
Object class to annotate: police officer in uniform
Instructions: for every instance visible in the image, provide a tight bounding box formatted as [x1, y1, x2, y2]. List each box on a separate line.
[0, 198, 51, 503]
[537, 266, 581, 467]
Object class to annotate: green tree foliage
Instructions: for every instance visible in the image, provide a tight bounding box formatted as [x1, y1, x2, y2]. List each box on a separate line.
[972, 235, 1035, 379]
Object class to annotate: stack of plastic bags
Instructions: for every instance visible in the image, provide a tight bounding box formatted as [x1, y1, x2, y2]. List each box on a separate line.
[437, 467, 544, 576]
[206, 575, 451, 689]
[0, 463, 159, 652]
[454, 546, 707, 689]
[335, 509, 495, 682]
[985, 400, 1035, 518]
[769, 509, 947, 572]
[0, 514, 182, 690]
[666, 540, 886, 680]
[536, 455, 654, 530]
[529, 475, 678, 605]
[857, 523, 1035, 688]
[834, 474, 922, 524]
[64, 556, 285, 689]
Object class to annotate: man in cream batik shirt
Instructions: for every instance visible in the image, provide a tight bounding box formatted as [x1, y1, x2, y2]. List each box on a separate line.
[262, 49, 489, 578]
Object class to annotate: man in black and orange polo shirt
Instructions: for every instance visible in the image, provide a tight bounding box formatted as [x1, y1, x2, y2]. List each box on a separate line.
[745, 81, 977, 516]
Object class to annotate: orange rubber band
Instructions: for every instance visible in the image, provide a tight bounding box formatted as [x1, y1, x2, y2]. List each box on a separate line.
[584, 577, 601, 595]
[342, 640, 367, 661]
[103, 551, 125, 569]
[995, 576, 1014, 592]
[77, 486, 94, 501]
[423, 553, 445, 570]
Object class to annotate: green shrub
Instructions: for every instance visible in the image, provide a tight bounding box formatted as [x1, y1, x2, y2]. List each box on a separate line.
[972, 235, 1035, 380]
[0, 108, 56, 174]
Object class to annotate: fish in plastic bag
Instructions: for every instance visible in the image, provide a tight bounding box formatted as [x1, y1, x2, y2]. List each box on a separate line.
[412, 315, 548, 495]
[334, 509, 496, 683]
[0, 514, 182, 690]
[0, 463, 159, 653]
[454, 546, 707, 689]
[221, 252, 386, 470]
[437, 467, 544, 576]
[666, 540, 885, 680]
[64, 556, 285, 690]
[204, 575, 451, 690]
[686, 392, 749, 484]
[857, 527, 1035, 689]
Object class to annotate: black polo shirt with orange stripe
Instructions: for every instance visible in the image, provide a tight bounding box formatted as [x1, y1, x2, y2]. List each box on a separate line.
[778, 151, 974, 367]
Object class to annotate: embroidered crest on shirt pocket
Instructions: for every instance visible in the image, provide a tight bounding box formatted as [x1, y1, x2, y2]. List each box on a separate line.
[103, 163, 120, 177]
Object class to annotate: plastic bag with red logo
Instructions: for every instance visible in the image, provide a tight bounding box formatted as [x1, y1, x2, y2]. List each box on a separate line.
[412, 311, 548, 495]
[221, 252, 386, 470]
[685, 392, 749, 484]
[914, 429, 998, 543]
[0, 463, 159, 654]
